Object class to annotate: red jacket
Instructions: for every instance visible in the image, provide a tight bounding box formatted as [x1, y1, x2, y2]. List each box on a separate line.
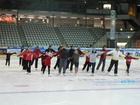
[100, 49, 108, 60]
[86, 55, 90, 62]
[43, 56, 53, 66]
[19, 51, 37, 61]
[22, 50, 27, 60]
[33, 48, 41, 58]
[125, 56, 138, 64]
[78, 49, 84, 55]
[57, 54, 62, 59]
[55, 50, 62, 59]
[39, 55, 47, 63]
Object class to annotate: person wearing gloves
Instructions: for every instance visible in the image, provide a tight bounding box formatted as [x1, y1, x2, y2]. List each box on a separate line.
[85, 49, 103, 76]
[106, 46, 123, 76]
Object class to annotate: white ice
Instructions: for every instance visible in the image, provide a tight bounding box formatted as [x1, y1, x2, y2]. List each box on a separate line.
[0, 56, 140, 105]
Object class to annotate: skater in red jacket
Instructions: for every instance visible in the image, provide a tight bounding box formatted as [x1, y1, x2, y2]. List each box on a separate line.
[39, 51, 47, 72]
[125, 52, 138, 76]
[54, 46, 62, 70]
[82, 51, 91, 72]
[18, 47, 37, 74]
[32, 46, 42, 70]
[21, 49, 28, 70]
[96, 45, 108, 72]
[42, 51, 53, 76]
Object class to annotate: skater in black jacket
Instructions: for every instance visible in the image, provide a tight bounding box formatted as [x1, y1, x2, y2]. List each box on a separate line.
[19, 46, 24, 65]
[4, 51, 16, 66]
[45, 45, 56, 53]
[67, 45, 75, 72]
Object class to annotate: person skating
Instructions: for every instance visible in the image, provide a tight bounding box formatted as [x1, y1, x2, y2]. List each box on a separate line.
[32, 46, 42, 70]
[4, 51, 16, 66]
[55, 44, 69, 76]
[70, 50, 80, 75]
[42, 51, 53, 76]
[82, 51, 91, 72]
[18, 47, 37, 74]
[21, 49, 28, 71]
[45, 45, 56, 53]
[85, 49, 103, 76]
[39, 51, 47, 72]
[77, 47, 84, 55]
[96, 45, 108, 72]
[19, 46, 24, 66]
[67, 45, 75, 72]
[54, 46, 62, 70]
[106, 46, 123, 76]
[125, 52, 138, 76]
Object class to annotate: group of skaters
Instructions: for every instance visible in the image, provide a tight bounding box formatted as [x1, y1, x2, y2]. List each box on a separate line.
[4, 44, 139, 76]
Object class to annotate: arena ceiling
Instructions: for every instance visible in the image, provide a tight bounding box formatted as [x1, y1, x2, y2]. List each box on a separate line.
[0, 0, 140, 12]
[0, 0, 140, 19]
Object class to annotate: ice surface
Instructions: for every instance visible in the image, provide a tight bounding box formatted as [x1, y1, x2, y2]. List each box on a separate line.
[0, 56, 140, 105]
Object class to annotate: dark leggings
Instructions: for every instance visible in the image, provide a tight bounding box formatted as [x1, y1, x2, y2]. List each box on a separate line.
[96, 59, 106, 72]
[5, 59, 10, 66]
[126, 64, 130, 73]
[91, 62, 96, 74]
[32, 58, 38, 68]
[19, 57, 22, 65]
[42, 65, 50, 74]
[54, 58, 60, 69]
[82, 61, 91, 72]
[26, 60, 32, 73]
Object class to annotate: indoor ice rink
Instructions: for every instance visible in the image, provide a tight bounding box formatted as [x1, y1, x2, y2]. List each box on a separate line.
[0, 55, 140, 105]
[1, 0, 140, 105]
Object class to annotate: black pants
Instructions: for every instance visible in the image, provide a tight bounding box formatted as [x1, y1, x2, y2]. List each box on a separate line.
[96, 59, 106, 72]
[32, 58, 38, 68]
[74, 62, 79, 68]
[19, 57, 23, 65]
[54, 58, 60, 69]
[126, 64, 130, 73]
[82, 61, 91, 72]
[42, 65, 50, 74]
[26, 60, 32, 73]
[74, 62, 79, 73]
[22, 59, 27, 70]
[91, 62, 96, 74]
[67, 58, 74, 71]
[108, 60, 118, 74]
[41, 62, 44, 71]
[5, 59, 10, 66]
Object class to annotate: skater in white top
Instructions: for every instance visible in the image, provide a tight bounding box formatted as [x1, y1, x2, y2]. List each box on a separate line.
[85, 49, 103, 76]
[106, 46, 123, 76]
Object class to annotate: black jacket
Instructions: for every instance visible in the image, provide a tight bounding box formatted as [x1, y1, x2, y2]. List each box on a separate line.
[57, 48, 69, 59]
[68, 49, 75, 57]
[45, 48, 55, 53]
[4, 53, 16, 60]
